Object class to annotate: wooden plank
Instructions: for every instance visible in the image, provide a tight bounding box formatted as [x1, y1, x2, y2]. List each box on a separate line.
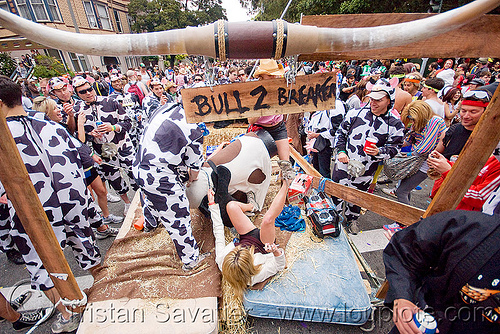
[299, 13, 500, 59]
[0, 116, 83, 302]
[423, 86, 500, 217]
[181, 72, 336, 123]
[289, 146, 425, 225]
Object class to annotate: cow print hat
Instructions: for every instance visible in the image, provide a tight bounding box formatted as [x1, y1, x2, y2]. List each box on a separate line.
[366, 78, 397, 111]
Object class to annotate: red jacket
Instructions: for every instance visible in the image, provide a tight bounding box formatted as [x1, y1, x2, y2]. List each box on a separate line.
[431, 156, 500, 211]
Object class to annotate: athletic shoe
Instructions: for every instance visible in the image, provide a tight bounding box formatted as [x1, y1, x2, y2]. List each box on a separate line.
[382, 187, 397, 198]
[95, 226, 119, 240]
[277, 160, 296, 180]
[383, 223, 404, 233]
[10, 291, 32, 311]
[102, 213, 124, 224]
[182, 252, 210, 271]
[12, 308, 49, 331]
[51, 313, 80, 333]
[377, 175, 392, 184]
[123, 203, 131, 216]
[106, 193, 121, 203]
[346, 221, 360, 235]
[6, 248, 25, 265]
[245, 191, 259, 216]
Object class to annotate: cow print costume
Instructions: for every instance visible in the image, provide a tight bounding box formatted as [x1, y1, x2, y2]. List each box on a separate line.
[333, 105, 404, 223]
[109, 89, 144, 150]
[3, 116, 101, 290]
[142, 93, 162, 121]
[133, 103, 204, 265]
[0, 201, 14, 253]
[74, 96, 137, 195]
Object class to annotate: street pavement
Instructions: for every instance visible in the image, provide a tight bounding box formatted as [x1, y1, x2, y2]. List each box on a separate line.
[0, 178, 433, 334]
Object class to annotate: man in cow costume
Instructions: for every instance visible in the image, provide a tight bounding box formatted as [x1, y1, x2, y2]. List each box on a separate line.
[72, 76, 136, 214]
[133, 103, 209, 271]
[142, 78, 168, 120]
[333, 78, 404, 234]
[108, 74, 144, 150]
[0, 75, 101, 332]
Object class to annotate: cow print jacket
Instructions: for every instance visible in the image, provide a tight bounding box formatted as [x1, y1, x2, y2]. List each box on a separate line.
[142, 93, 162, 121]
[133, 103, 204, 186]
[335, 105, 404, 165]
[74, 96, 133, 155]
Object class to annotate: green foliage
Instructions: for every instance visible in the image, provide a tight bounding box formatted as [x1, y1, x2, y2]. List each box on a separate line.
[142, 55, 160, 62]
[128, 0, 227, 33]
[0, 52, 17, 76]
[32, 55, 67, 78]
[240, 0, 500, 22]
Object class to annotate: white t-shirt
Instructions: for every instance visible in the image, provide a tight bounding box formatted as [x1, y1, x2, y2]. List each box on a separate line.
[424, 99, 445, 119]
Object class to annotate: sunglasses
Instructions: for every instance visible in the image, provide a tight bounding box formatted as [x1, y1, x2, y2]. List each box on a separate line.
[77, 87, 93, 95]
[194, 78, 203, 82]
[238, 74, 245, 77]
[463, 90, 490, 99]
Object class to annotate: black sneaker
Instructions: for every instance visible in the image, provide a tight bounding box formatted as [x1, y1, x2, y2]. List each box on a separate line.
[6, 249, 25, 265]
[10, 291, 32, 311]
[12, 308, 49, 331]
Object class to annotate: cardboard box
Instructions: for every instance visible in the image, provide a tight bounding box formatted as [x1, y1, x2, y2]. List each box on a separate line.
[288, 174, 313, 205]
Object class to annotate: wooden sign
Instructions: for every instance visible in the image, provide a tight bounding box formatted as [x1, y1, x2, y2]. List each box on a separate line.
[181, 72, 336, 123]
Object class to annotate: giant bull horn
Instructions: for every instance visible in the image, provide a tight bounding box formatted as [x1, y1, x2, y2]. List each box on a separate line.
[0, 0, 498, 59]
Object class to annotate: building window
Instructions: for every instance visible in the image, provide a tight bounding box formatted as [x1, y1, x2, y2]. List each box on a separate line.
[69, 52, 81, 72]
[78, 55, 88, 72]
[113, 10, 122, 33]
[83, 1, 98, 28]
[30, 0, 49, 21]
[127, 14, 134, 33]
[46, 0, 61, 21]
[0, 1, 9, 12]
[14, 0, 32, 20]
[95, 3, 111, 30]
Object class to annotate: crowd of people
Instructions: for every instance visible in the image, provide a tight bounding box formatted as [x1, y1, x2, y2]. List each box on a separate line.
[1, 55, 499, 333]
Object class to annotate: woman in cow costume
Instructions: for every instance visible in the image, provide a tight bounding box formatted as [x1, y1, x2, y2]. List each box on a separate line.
[133, 103, 209, 271]
[0, 76, 101, 332]
[333, 78, 405, 234]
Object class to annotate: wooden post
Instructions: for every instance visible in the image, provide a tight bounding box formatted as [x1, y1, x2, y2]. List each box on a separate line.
[423, 86, 500, 217]
[0, 116, 83, 302]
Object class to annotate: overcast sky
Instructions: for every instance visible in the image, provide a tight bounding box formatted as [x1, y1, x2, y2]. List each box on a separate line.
[222, 0, 252, 21]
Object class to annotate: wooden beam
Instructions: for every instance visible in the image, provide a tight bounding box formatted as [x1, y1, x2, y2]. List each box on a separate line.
[181, 72, 336, 123]
[299, 13, 500, 60]
[289, 146, 425, 225]
[0, 116, 83, 303]
[423, 86, 500, 217]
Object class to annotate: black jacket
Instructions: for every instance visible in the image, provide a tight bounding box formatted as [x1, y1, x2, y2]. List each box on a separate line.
[384, 211, 500, 333]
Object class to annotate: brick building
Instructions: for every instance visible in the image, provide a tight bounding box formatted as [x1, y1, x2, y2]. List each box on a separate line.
[0, 0, 141, 73]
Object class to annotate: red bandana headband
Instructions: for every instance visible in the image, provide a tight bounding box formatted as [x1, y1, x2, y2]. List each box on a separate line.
[462, 100, 489, 108]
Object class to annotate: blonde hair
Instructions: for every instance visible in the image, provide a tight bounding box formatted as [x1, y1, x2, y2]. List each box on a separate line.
[222, 245, 262, 300]
[400, 100, 435, 133]
[32, 96, 58, 119]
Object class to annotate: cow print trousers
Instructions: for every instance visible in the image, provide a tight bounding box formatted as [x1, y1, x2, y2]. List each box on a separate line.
[331, 167, 372, 224]
[140, 180, 200, 265]
[0, 203, 14, 252]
